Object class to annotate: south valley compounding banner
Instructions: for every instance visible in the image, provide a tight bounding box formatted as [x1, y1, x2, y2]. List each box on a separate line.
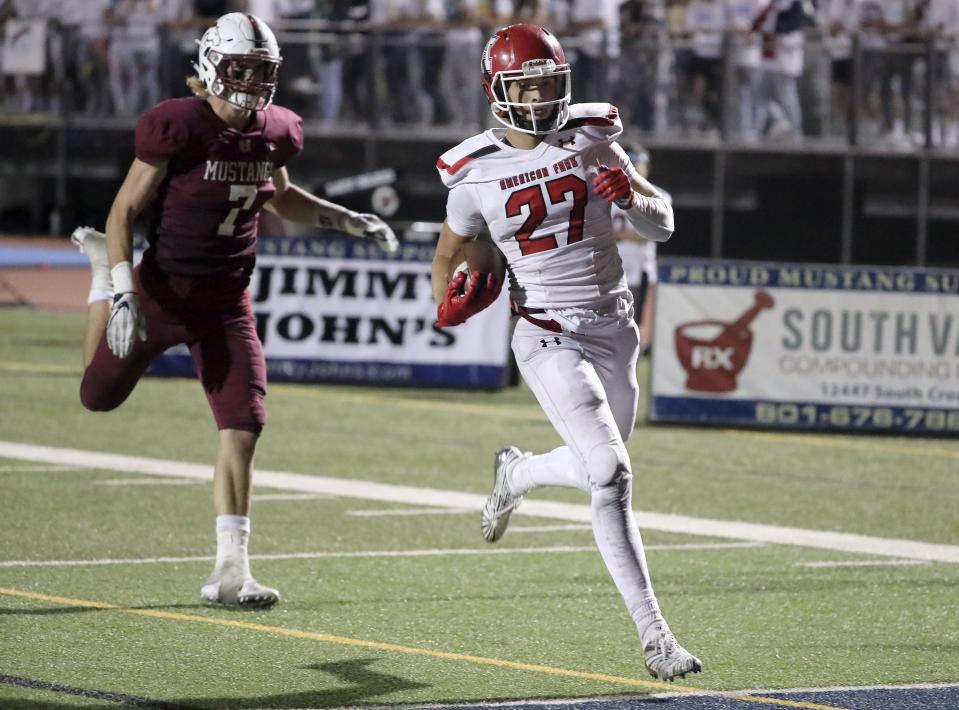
[650, 259, 959, 436]
[149, 236, 512, 389]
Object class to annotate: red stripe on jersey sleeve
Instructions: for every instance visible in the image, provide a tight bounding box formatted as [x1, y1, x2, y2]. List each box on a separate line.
[581, 105, 619, 127]
[436, 154, 474, 175]
[581, 117, 614, 126]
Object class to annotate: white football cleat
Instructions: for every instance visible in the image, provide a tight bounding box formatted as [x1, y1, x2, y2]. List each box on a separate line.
[481, 446, 527, 543]
[642, 624, 702, 682]
[200, 565, 280, 609]
[71, 226, 110, 272]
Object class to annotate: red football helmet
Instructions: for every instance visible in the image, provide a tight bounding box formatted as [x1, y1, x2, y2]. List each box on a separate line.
[481, 24, 571, 135]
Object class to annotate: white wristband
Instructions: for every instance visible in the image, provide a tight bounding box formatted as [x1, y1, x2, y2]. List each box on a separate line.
[341, 210, 366, 237]
[111, 261, 135, 294]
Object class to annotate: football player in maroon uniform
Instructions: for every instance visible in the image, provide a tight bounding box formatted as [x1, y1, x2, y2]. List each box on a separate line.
[71, 13, 398, 608]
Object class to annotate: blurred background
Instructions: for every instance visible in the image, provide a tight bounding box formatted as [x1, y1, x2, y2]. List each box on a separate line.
[1, 0, 958, 269]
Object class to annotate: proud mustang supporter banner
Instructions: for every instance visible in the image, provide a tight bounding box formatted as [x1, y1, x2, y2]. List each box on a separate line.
[650, 259, 959, 436]
[149, 236, 513, 388]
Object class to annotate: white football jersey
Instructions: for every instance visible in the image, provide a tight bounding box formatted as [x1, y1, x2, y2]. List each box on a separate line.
[438, 103, 637, 310]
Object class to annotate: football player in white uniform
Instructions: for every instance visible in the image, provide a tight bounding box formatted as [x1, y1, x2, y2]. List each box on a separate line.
[430, 24, 702, 682]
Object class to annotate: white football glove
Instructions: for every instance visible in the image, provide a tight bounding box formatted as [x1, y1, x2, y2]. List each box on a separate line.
[343, 212, 399, 254]
[107, 292, 146, 359]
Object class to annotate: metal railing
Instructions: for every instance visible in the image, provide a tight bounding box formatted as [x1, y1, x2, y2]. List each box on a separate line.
[4, 21, 954, 149]
[2, 21, 959, 266]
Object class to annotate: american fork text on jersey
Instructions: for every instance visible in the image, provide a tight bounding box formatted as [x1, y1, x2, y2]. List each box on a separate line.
[498, 155, 579, 191]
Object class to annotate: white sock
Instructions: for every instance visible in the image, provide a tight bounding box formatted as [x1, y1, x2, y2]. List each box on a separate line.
[78, 230, 113, 300]
[509, 445, 590, 495]
[87, 288, 114, 305]
[590, 472, 665, 643]
[213, 515, 251, 577]
[216, 514, 251, 534]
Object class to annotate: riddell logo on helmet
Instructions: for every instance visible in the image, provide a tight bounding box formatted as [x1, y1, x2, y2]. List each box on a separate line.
[522, 59, 556, 75]
[674, 292, 775, 393]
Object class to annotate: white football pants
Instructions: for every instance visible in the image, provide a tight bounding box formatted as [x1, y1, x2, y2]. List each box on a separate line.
[509, 318, 663, 634]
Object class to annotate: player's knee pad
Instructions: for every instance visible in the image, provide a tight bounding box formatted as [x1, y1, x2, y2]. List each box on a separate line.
[585, 441, 631, 490]
[590, 464, 633, 510]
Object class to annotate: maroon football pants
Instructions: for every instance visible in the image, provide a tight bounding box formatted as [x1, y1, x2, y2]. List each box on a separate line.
[80, 263, 266, 433]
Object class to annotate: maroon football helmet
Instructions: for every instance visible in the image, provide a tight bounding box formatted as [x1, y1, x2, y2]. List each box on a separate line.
[481, 24, 571, 135]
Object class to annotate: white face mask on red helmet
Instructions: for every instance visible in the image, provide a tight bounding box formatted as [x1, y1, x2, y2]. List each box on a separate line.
[194, 13, 282, 111]
[482, 24, 571, 135]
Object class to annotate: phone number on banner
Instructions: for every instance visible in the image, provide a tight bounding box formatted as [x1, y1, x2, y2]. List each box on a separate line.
[755, 402, 959, 433]
[652, 397, 959, 435]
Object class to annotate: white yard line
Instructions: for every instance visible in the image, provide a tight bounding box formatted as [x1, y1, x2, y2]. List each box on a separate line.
[0, 546, 599, 568]
[3, 441, 959, 563]
[620, 541, 767, 551]
[94, 478, 204, 486]
[796, 559, 931, 569]
[253, 493, 333, 501]
[0, 542, 768, 568]
[347, 507, 472, 517]
[508, 524, 594, 533]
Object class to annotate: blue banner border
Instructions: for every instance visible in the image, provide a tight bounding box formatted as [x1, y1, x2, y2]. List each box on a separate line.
[149, 354, 508, 389]
[657, 257, 959, 295]
[651, 395, 959, 437]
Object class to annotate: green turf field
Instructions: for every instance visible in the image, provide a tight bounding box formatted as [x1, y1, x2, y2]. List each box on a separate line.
[1, 307, 958, 709]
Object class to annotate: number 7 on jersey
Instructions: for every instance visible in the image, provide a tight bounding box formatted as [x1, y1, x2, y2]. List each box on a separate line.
[218, 184, 258, 236]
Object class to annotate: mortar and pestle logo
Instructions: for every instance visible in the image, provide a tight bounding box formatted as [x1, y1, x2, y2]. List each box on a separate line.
[674, 291, 775, 393]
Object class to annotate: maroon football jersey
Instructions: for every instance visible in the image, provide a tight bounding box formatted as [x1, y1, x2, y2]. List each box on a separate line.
[135, 97, 303, 278]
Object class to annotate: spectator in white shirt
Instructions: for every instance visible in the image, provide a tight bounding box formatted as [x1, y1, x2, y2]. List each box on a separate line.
[684, 0, 725, 133]
[442, 0, 495, 130]
[752, 0, 806, 138]
[568, 0, 621, 103]
[926, 0, 959, 146]
[876, 0, 920, 147]
[819, 0, 861, 137]
[58, 0, 111, 114]
[726, 0, 765, 138]
[106, 0, 171, 116]
[617, 0, 669, 133]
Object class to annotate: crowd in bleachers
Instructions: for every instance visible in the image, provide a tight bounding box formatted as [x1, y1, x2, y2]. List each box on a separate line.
[2, 0, 959, 149]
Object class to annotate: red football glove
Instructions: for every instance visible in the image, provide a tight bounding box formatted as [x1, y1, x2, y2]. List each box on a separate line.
[435, 271, 502, 327]
[593, 165, 635, 209]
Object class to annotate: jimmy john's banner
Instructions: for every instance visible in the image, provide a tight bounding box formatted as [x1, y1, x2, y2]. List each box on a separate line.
[150, 236, 512, 388]
[650, 259, 959, 436]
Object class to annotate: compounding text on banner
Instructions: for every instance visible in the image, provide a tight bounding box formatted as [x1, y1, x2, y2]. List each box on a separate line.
[650, 259, 959, 435]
